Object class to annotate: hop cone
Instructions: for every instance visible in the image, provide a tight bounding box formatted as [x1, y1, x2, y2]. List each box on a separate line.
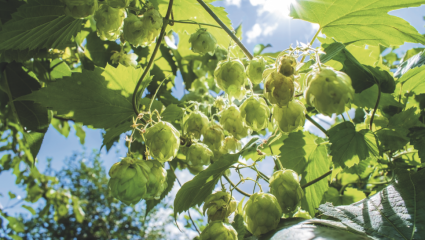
[264, 72, 294, 107]
[222, 136, 242, 154]
[273, 100, 306, 133]
[243, 192, 282, 236]
[144, 160, 167, 200]
[219, 105, 249, 140]
[240, 95, 270, 132]
[269, 169, 303, 214]
[186, 143, 213, 168]
[203, 124, 225, 154]
[105, 0, 130, 8]
[191, 77, 209, 95]
[110, 51, 138, 67]
[199, 221, 238, 240]
[246, 57, 267, 84]
[64, 0, 97, 19]
[189, 28, 217, 55]
[123, 9, 162, 47]
[203, 191, 237, 222]
[183, 111, 209, 139]
[214, 59, 247, 100]
[213, 97, 226, 111]
[276, 54, 297, 76]
[304, 67, 354, 116]
[94, 4, 126, 41]
[145, 121, 180, 162]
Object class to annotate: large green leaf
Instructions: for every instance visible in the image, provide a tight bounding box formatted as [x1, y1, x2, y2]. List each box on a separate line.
[352, 85, 402, 110]
[0, 0, 84, 51]
[318, 169, 425, 239]
[395, 50, 425, 78]
[328, 122, 379, 168]
[0, 0, 24, 27]
[398, 65, 425, 95]
[290, 0, 425, 46]
[279, 131, 331, 217]
[85, 32, 121, 68]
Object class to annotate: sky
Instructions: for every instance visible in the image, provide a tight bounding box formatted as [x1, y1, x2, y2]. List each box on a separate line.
[1, 0, 425, 239]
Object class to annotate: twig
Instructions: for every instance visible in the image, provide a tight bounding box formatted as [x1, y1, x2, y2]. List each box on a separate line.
[369, 84, 381, 130]
[305, 114, 328, 137]
[301, 170, 332, 189]
[223, 175, 252, 197]
[169, 19, 222, 29]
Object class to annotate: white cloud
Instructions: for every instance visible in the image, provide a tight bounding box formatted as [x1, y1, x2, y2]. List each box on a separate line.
[249, 0, 293, 17]
[263, 23, 278, 36]
[224, 0, 242, 7]
[246, 23, 262, 43]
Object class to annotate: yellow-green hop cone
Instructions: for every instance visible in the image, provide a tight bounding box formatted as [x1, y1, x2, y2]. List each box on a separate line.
[214, 59, 247, 100]
[110, 51, 138, 67]
[145, 121, 180, 162]
[276, 54, 297, 77]
[240, 95, 270, 132]
[183, 111, 209, 139]
[273, 100, 306, 133]
[189, 28, 217, 55]
[203, 191, 237, 222]
[246, 57, 267, 84]
[213, 97, 226, 111]
[123, 9, 162, 47]
[64, 0, 98, 19]
[94, 4, 125, 41]
[243, 192, 282, 236]
[199, 221, 238, 240]
[203, 124, 225, 154]
[191, 78, 209, 95]
[219, 105, 250, 140]
[222, 136, 242, 154]
[186, 143, 213, 167]
[141, 8, 163, 45]
[105, 0, 130, 8]
[304, 67, 354, 117]
[108, 157, 149, 205]
[144, 160, 167, 200]
[264, 72, 295, 107]
[269, 169, 303, 214]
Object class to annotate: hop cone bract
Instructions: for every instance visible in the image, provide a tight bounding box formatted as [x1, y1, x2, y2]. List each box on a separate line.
[203, 191, 237, 222]
[183, 111, 209, 139]
[246, 57, 267, 84]
[186, 143, 213, 168]
[269, 169, 303, 214]
[144, 160, 168, 200]
[110, 51, 138, 67]
[199, 221, 238, 240]
[240, 95, 270, 132]
[94, 4, 126, 41]
[273, 100, 306, 133]
[214, 59, 247, 100]
[276, 54, 297, 76]
[189, 28, 217, 55]
[264, 72, 294, 107]
[145, 121, 180, 162]
[222, 136, 241, 154]
[123, 9, 163, 47]
[203, 124, 225, 154]
[219, 105, 249, 140]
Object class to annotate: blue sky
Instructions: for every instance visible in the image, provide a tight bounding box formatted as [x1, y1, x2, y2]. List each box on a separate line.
[1, 1, 424, 238]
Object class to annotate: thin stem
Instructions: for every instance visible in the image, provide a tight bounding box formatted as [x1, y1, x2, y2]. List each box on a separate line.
[169, 19, 222, 29]
[300, 28, 321, 63]
[305, 114, 328, 137]
[269, 146, 284, 170]
[53, 115, 76, 122]
[301, 170, 332, 189]
[132, 0, 174, 115]
[369, 84, 381, 130]
[393, 150, 418, 160]
[196, 0, 253, 60]
[149, 77, 167, 113]
[223, 175, 252, 197]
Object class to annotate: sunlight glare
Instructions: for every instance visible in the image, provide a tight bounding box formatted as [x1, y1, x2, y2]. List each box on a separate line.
[250, 0, 296, 19]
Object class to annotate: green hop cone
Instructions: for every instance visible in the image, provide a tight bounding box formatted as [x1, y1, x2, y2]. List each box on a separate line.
[203, 191, 237, 222]
[199, 220, 238, 240]
[222, 136, 241, 154]
[264, 72, 295, 107]
[108, 157, 148, 205]
[141, 8, 163, 45]
[191, 77, 209, 95]
[247, 57, 267, 84]
[276, 54, 297, 76]
[189, 28, 217, 55]
[105, 0, 130, 8]
[110, 51, 138, 67]
[123, 9, 163, 47]
[144, 121, 180, 162]
[304, 67, 355, 116]
[203, 124, 225, 154]
[64, 0, 98, 19]
[220, 105, 250, 140]
[243, 192, 283, 236]
[144, 160, 167, 200]
[214, 59, 247, 100]
[94, 4, 126, 41]
[269, 169, 304, 214]
[273, 100, 306, 133]
[186, 143, 213, 168]
[183, 111, 209, 139]
[293, 209, 312, 219]
[213, 97, 226, 111]
[240, 95, 270, 132]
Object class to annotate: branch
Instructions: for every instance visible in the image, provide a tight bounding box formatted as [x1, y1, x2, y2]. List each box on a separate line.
[369, 84, 381, 130]
[132, 0, 174, 116]
[305, 114, 329, 137]
[301, 170, 332, 189]
[223, 175, 252, 197]
[196, 0, 253, 60]
[169, 19, 222, 29]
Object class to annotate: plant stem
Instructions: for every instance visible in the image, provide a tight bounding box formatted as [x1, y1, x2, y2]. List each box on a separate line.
[305, 114, 328, 137]
[269, 146, 284, 170]
[369, 84, 381, 130]
[393, 150, 418, 160]
[169, 19, 222, 29]
[301, 170, 332, 189]
[300, 28, 321, 63]
[196, 0, 253, 60]
[132, 0, 174, 116]
[223, 175, 252, 197]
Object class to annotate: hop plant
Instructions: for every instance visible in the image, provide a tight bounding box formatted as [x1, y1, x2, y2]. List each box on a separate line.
[183, 111, 209, 139]
[189, 28, 217, 55]
[219, 105, 249, 139]
[222, 136, 242, 153]
[240, 95, 270, 132]
[269, 169, 303, 214]
[273, 100, 306, 133]
[264, 72, 295, 107]
[304, 67, 355, 116]
[105, 0, 130, 8]
[203, 191, 237, 222]
[186, 143, 213, 168]
[199, 221, 238, 240]
[144, 121, 180, 162]
[214, 59, 247, 100]
[110, 51, 138, 67]
[94, 4, 126, 41]
[144, 160, 168, 200]
[276, 54, 297, 76]
[246, 57, 267, 84]
[243, 192, 283, 236]
[64, 0, 98, 19]
[123, 9, 163, 47]
[203, 124, 225, 153]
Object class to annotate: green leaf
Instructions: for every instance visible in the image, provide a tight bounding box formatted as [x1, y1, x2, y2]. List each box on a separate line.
[102, 120, 132, 149]
[22, 205, 36, 215]
[319, 169, 425, 239]
[363, 66, 395, 94]
[0, 0, 24, 26]
[408, 127, 425, 162]
[161, 104, 183, 123]
[102, 64, 146, 98]
[146, 169, 176, 216]
[0, 0, 84, 51]
[328, 122, 379, 168]
[6, 216, 25, 232]
[73, 123, 85, 145]
[279, 131, 331, 217]
[352, 85, 402, 110]
[253, 44, 272, 56]
[388, 107, 424, 130]
[395, 50, 425, 78]
[72, 196, 85, 223]
[232, 213, 247, 239]
[327, 188, 367, 206]
[398, 65, 425, 95]
[51, 118, 71, 138]
[290, 0, 425, 46]
[8, 191, 16, 199]
[17, 67, 137, 129]
[85, 32, 121, 68]
[49, 59, 72, 80]
[376, 128, 410, 152]
[23, 131, 47, 162]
